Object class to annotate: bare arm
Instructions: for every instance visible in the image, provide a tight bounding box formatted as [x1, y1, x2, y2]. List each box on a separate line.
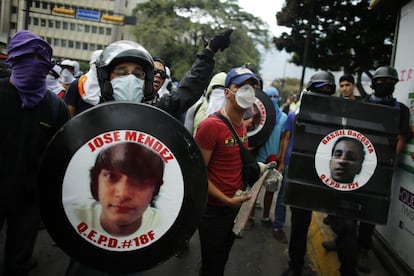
[277, 130, 290, 173]
[396, 134, 407, 156]
[67, 105, 76, 117]
[199, 147, 250, 208]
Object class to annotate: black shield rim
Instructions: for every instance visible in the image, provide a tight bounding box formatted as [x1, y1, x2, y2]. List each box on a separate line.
[38, 102, 208, 272]
[245, 89, 276, 148]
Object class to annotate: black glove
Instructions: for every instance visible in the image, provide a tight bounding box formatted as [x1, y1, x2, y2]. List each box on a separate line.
[208, 29, 233, 52]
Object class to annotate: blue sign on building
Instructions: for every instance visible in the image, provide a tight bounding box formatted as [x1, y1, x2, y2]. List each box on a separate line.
[76, 9, 101, 21]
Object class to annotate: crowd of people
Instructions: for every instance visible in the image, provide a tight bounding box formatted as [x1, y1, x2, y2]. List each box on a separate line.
[0, 28, 411, 276]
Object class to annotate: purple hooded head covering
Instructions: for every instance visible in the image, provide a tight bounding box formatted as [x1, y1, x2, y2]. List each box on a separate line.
[6, 30, 53, 109]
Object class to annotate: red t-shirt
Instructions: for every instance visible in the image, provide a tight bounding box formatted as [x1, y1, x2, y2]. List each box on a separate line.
[195, 113, 248, 206]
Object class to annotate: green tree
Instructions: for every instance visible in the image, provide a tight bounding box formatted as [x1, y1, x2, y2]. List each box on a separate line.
[274, 0, 398, 77]
[132, 0, 271, 80]
[271, 77, 301, 103]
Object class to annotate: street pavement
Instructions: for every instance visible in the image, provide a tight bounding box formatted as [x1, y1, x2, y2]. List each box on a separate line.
[1, 189, 391, 276]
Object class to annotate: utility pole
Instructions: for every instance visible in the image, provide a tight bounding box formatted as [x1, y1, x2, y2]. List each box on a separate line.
[299, 0, 315, 92]
[111, 0, 121, 42]
[24, 0, 32, 30]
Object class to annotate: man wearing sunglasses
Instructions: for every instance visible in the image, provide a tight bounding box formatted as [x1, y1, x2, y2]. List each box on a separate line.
[152, 57, 168, 93]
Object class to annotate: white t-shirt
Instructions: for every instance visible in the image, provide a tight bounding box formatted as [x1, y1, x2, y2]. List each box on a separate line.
[73, 201, 162, 237]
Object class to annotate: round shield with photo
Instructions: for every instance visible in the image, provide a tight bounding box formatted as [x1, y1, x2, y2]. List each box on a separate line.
[243, 88, 276, 148]
[38, 102, 208, 272]
[314, 129, 377, 191]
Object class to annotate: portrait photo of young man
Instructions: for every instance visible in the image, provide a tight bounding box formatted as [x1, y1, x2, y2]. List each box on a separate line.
[329, 137, 365, 184]
[74, 142, 164, 237]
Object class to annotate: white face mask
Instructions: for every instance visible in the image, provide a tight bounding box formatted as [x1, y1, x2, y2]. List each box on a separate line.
[207, 88, 225, 115]
[234, 84, 255, 109]
[59, 68, 75, 85]
[110, 74, 144, 102]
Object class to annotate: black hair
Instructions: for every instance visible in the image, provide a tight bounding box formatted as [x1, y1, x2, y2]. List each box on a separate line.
[152, 57, 166, 69]
[339, 74, 355, 84]
[90, 142, 164, 201]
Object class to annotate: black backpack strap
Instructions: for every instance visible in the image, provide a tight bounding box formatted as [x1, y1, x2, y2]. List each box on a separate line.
[214, 111, 244, 146]
[214, 112, 259, 189]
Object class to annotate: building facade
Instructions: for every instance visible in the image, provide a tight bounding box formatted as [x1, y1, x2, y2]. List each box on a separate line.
[0, 0, 144, 61]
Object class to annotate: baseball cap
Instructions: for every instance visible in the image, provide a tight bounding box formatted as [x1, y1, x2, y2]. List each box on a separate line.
[225, 67, 258, 88]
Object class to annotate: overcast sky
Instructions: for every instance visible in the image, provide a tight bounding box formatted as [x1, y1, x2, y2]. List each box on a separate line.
[238, 0, 315, 88]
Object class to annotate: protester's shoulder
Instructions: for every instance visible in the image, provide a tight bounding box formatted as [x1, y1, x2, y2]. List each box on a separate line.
[45, 90, 66, 107]
[193, 100, 208, 123]
[397, 101, 410, 118]
[287, 111, 296, 120]
[360, 95, 371, 102]
[284, 111, 296, 129]
[0, 77, 10, 86]
[276, 110, 288, 126]
[195, 114, 221, 137]
[64, 79, 80, 104]
[66, 78, 80, 95]
[0, 77, 14, 93]
[199, 113, 221, 126]
[45, 90, 71, 123]
[396, 100, 409, 110]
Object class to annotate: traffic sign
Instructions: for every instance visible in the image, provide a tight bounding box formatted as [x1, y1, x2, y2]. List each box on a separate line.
[76, 9, 100, 21]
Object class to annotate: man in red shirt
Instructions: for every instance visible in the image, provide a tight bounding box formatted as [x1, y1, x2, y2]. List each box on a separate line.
[195, 67, 258, 276]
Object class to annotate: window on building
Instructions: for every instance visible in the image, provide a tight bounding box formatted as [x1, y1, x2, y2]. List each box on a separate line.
[46, 37, 52, 44]
[83, 42, 88, 50]
[48, 19, 54, 28]
[41, 19, 46, 27]
[68, 40, 74, 48]
[77, 24, 84, 32]
[61, 39, 67, 47]
[33, 17, 39, 26]
[34, 1, 40, 8]
[10, 22, 16, 29]
[55, 21, 61, 29]
[11, 6, 17, 13]
[99, 27, 104, 35]
[70, 23, 75, 31]
[106, 28, 111, 36]
[91, 26, 97, 33]
[85, 25, 90, 32]
[63, 22, 68, 30]
[75, 41, 81, 49]
[90, 44, 96, 51]
[53, 38, 60, 46]
[42, 2, 48, 9]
